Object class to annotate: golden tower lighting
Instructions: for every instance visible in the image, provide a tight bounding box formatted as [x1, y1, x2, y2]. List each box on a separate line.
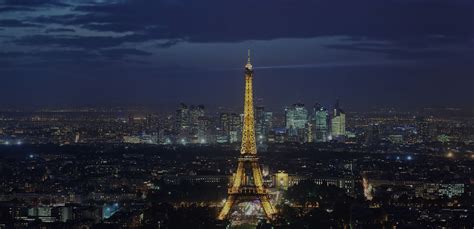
[218, 50, 276, 221]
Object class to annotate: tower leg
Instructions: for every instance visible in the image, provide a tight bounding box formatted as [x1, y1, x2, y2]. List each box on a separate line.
[218, 195, 235, 220]
[251, 161, 264, 192]
[232, 161, 245, 191]
[259, 195, 276, 219]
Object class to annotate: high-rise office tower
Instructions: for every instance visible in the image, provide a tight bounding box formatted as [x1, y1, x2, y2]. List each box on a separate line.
[255, 106, 272, 143]
[313, 103, 329, 142]
[285, 103, 308, 137]
[263, 111, 273, 136]
[189, 105, 205, 143]
[305, 122, 313, 143]
[189, 105, 205, 129]
[255, 106, 265, 140]
[219, 112, 241, 142]
[220, 113, 230, 133]
[331, 100, 346, 138]
[175, 103, 189, 133]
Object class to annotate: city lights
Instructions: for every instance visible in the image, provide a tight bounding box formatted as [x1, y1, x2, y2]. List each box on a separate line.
[0, 0, 471, 227]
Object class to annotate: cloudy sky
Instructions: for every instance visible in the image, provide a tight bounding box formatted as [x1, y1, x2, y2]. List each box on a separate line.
[0, 0, 473, 110]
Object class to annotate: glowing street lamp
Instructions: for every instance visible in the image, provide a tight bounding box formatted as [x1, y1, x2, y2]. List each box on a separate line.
[447, 152, 454, 158]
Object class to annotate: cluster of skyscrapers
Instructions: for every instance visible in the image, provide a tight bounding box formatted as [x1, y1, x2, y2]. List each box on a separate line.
[164, 101, 346, 145]
[285, 100, 346, 143]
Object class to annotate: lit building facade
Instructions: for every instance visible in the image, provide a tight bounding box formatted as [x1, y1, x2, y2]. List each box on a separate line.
[255, 106, 265, 141]
[331, 101, 346, 138]
[175, 103, 189, 133]
[255, 106, 273, 143]
[313, 103, 328, 142]
[273, 171, 290, 190]
[219, 113, 241, 143]
[285, 103, 308, 137]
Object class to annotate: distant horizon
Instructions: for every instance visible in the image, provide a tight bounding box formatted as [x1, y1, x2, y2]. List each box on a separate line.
[0, 102, 472, 115]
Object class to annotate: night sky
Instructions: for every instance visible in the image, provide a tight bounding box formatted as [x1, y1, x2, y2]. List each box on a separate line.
[0, 0, 473, 110]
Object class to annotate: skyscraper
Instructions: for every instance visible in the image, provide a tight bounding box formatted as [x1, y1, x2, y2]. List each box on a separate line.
[189, 105, 205, 129]
[189, 105, 205, 143]
[255, 106, 272, 143]
[263, 111, 273, 136]
[305, 122, 313, 143]
[175, 103, 206, 142]
[331, 100, 346, 139]
[219, 112, 241, 142]
[175, 103, 189, 134]
[285, 103, 308, 137]
[314, 103, 329, 142]
[255, 106, 265, 140]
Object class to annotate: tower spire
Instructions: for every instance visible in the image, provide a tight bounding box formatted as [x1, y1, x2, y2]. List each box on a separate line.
[247, 49, 251, 64]
[245, 49, 253, 70]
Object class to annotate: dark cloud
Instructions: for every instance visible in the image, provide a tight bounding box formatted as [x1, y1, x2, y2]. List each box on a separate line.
[0, 19, 42, 27]
[14, 34, 146, 49]
[0, 6, 35, 12]
[81, 22, 145, 33]
[156, 39, 183, 48]
[0, 0, 472, 108]
[45, 27, 76, 33]
[75, 0, 473, 44]
[1, 0, 69, 7]
[15, 0, 472, 50]
[0, 48, 151, 65]
[100, 48, 152, 59]
[326, 41, 474, 59]
[0, 51, 27, 58]
[0, 50, 99, 62]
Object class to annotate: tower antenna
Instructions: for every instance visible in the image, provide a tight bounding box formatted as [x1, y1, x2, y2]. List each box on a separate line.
[247, 49, 251, 64]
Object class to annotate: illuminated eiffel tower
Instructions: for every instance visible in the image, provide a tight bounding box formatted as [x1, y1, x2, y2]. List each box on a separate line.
[218, 50, 276, 220]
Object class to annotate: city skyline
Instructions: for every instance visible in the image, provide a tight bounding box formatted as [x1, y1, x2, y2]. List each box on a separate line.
[0, 0, 473, 109]
[0, 1, 472, 228]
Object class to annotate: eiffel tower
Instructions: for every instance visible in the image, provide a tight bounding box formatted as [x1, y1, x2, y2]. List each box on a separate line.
[218, 50, 276, 220]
